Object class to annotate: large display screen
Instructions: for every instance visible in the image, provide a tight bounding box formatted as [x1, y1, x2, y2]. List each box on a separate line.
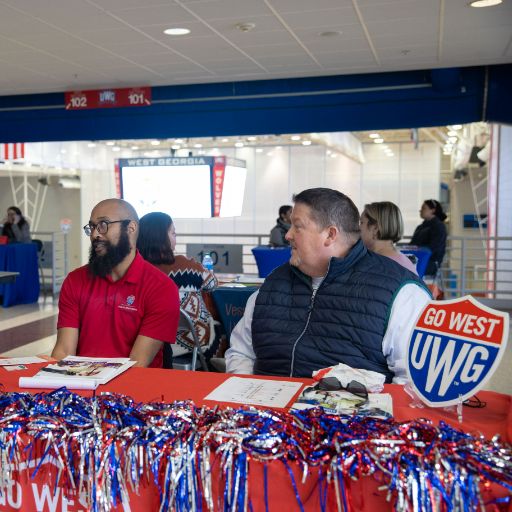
[121, 163, 212, 218]
[119, 156, 247, 218]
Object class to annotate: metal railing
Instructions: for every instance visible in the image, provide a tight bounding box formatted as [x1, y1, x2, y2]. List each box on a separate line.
[439, 236, 512, 309]
[175, 233, 512, 309]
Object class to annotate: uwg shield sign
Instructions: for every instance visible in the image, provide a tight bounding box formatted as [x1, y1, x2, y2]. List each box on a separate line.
[407, 296, 508, 407]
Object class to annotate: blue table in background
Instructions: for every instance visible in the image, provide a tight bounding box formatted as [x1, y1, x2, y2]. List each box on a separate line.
[0, 243, 40, 307]
[251, 246, 291, 278]
[211, 286, 259, 340]
[398, 246, 432, 279]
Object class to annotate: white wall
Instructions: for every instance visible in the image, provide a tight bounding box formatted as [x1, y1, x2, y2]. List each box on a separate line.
[361, 142, 440, 237]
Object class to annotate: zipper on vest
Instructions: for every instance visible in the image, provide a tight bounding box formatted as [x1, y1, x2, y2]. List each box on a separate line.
[289, 289, 318, 377]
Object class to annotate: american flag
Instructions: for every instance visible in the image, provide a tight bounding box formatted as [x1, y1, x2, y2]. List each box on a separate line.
[1, 143, 25, 160]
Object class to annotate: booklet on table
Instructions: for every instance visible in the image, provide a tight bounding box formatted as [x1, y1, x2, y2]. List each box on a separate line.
[19, 356, 136, 390]
[291, 387, 393, 419]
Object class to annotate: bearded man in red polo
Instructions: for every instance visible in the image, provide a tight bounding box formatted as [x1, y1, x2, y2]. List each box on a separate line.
[52, 198, 179, 368]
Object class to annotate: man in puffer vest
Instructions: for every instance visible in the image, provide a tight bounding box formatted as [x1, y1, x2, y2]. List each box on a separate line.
[226, 188, 431, 383]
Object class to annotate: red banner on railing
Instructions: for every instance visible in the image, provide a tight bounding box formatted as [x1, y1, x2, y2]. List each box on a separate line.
[65, 87, 151, 110]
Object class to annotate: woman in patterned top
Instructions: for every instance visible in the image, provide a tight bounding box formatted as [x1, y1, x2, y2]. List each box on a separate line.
[137, 212, 218, 365]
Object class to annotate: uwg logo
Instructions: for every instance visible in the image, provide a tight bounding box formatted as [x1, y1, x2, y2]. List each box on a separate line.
[99, 90, 116, 103]
[407, 296, 508, 407]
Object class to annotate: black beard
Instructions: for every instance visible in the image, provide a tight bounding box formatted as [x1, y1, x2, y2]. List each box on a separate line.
[88, 228, 131, 278]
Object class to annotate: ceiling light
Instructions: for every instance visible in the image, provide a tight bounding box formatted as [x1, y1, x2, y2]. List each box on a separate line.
[60, 149, 67, 154]
[150, 140, 160, 146]
[194, 143, 202, 148]
[87, 142, 96, 148]
[256, 148, 263, 153]
[112, 146, 121, 152]
[198, 150, 205, 155]
[330, 153, 337, 158]
[106, 141, 115, 146]
[447, 131, 458, 137]
[448, 137, 458, 144]
[319, 30, 342, 37]
[369, 133, 380, 139]
[235, 141, 244, 148]
[451, 124, 462, 130]
[247, 136, 257, 141]
[171, 144, 181, 150]
[267, 152, 274, 156]
[235, 22, 256, 32]
[222, 138, 229, 143]
[291, 135, 301, 141]
[386, 153, 394, 157]
[302, 140, 312, 146]
[131, 146, 139, 150]
[276, 146, 282, 150]
[373, 138, 384, 144]
[326, 150, 332, 155]
[164, 28, 190, 35]
[175, 139, 184, 144]
[469, 0, 502, 7]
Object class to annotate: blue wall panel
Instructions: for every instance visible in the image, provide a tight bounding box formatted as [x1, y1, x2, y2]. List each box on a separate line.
[0, 65, 509, 143]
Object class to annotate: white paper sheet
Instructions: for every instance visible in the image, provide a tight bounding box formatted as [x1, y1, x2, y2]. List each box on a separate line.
[0, 357, 46, 366]
[19, 377, 99, 390]
[204, 377, 303, 408]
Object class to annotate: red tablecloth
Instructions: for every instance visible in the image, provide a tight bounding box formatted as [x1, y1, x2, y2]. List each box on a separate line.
[0, 365, 511, 511]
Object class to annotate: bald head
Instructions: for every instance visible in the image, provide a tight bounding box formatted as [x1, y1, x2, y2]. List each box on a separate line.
[93, 199, 139, 222]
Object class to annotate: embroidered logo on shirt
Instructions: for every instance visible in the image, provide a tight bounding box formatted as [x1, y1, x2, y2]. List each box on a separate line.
[119, 295, 137, 311]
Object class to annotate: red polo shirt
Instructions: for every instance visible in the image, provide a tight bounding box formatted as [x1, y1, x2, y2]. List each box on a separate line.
[57, 252, 179, 368]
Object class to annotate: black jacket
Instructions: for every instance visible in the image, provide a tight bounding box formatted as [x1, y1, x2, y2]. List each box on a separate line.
[251, 240, 426, 382]
[410, 217, 447, 276]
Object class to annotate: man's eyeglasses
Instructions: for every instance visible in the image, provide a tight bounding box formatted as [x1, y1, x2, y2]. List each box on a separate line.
[312, 377, 368, 399]
[83, 219, 131, 236]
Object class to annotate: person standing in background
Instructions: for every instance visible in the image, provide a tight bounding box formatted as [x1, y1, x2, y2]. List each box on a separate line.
[410, 199, 447, 277]
[2, 206, 32, 243]
[137, 212, 218, 365]
[269, 205, 292, 247]
[360, 201, 418, 275]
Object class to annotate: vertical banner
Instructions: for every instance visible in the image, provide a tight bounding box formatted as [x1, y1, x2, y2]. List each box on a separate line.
[212, 157, 226, 217]
[114, 160, 121, 198]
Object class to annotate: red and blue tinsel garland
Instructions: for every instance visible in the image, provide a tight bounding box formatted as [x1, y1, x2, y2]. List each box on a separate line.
[0, 388, 510, 511]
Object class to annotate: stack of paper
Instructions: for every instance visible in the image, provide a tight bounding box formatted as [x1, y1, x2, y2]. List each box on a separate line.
[291, 389, 393, 418]
[19, 356, 136, 390]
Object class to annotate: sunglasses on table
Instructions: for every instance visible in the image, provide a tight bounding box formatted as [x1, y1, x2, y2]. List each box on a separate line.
[307, 377, 369, 399]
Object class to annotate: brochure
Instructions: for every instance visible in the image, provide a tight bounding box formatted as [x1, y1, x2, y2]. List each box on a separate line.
[291, 387, 393, 419]
[19, 356, 135, 390]
[204, 377, 302, 408]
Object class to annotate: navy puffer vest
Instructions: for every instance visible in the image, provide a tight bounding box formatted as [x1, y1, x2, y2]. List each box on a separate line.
[252, 240, 426, 382]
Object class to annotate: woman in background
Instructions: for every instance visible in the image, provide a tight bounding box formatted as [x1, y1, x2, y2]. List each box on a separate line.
[360, 201, 418, 275]
[2, 206, 32, 243]
[410, 199, 447, 277]
[137, 212, 218, 366]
